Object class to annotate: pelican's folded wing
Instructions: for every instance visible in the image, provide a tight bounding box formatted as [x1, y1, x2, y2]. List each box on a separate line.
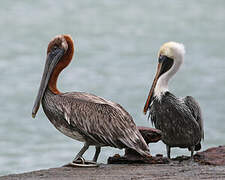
[184, 96, 204, 139]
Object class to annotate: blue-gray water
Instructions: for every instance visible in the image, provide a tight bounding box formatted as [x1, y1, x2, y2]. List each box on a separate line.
[0, 0, 224, 176]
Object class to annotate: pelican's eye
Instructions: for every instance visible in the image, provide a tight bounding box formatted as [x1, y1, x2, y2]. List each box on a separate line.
[48, 45, 64, 62]
[158, 55, 165, 63]
[50, 45, 60, 55]
[53, 45, 58, 51]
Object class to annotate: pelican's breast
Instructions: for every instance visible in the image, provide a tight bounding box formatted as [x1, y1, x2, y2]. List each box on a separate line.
[42, 89, 85, 142]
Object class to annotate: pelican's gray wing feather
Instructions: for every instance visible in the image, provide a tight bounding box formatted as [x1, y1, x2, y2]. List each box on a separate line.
[183, 96, 204, 139]
[61, 92, 133, 118]
[60, 92, 149, 156]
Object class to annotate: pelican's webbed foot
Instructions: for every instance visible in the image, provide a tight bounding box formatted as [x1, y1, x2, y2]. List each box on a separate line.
[73, 156, 86, 164]
[65, 157, 99, 167]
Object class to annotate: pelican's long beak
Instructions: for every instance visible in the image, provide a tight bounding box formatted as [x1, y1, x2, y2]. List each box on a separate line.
[143, 62, 162, 114]
[32, 48, 65, 118]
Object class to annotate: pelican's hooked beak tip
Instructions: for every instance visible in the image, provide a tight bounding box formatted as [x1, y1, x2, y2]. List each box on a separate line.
[32, 113, 36, 119]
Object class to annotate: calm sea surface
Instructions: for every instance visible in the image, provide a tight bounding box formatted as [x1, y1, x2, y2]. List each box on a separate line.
[0, 0, 224, 176]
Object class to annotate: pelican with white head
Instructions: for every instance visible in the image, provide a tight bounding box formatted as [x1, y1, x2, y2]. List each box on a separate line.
[143, 42, 204, 159]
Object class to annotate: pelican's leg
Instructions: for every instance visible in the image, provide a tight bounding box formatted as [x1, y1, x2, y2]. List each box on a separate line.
[73, 142, 89, 163]
[190, 146, 195, 160]
[166, 145, 171, 159]
[92, 146, 101, 162]
[64, 143, 98, 167]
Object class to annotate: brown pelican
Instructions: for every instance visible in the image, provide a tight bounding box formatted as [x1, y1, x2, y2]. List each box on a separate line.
[143, 42, 204, 159]
[32, 34, 150, 166]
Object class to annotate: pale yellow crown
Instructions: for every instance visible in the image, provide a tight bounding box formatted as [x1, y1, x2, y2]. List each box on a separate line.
[158, 41, 185, 59]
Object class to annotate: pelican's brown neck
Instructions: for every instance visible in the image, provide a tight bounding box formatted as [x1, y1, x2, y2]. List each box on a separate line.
[48, 35, 74, 94]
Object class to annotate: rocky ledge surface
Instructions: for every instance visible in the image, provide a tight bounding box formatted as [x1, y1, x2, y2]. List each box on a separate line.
[1, 146, 225, 180]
